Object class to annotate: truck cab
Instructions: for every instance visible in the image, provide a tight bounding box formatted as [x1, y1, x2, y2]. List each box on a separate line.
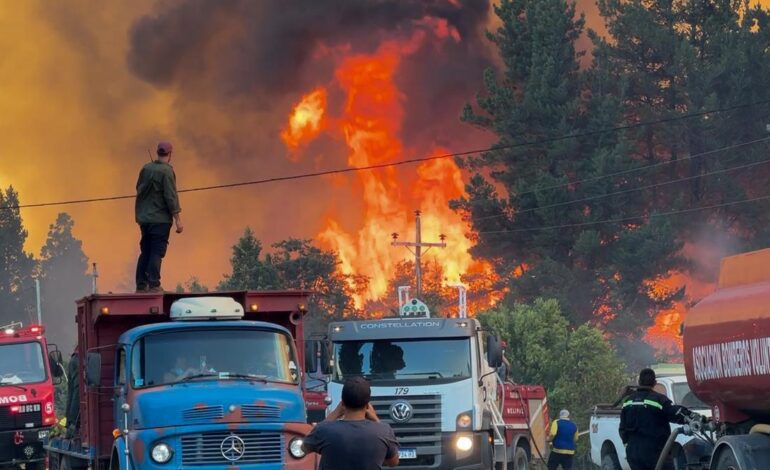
[0, 323, 62, 470]
[327, 301, 547, 470]
[47, 291, 317, 470]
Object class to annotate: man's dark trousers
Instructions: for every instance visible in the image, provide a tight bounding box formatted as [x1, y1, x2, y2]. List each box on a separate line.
[626, 438, 672, 470]
[136, 223, 172, 290]
[547, 452, 573, 470]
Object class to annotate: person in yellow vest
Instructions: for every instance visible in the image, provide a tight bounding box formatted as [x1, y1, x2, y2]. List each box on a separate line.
[547, 409, 578, 470]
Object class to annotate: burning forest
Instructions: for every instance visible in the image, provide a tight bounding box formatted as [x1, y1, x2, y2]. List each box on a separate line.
[3, 0, 770, 363]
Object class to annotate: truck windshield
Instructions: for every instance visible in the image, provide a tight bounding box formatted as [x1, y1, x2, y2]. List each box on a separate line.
[672, 382, 709, 409]
[131, 329, 298, 388]
[0, 342, 46, 386]
[333, 338, 471, 383]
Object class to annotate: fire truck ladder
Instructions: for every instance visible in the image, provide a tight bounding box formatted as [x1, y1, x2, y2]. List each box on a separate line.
[488, 374, 510, 468]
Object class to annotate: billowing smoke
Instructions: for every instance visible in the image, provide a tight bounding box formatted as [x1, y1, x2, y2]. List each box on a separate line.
[126, 0, 494, 159]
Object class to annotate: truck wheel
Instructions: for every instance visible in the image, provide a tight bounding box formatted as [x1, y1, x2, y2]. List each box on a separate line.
[714, 448, 739, 470]
[672, 445, 687, 470]
[512, 446, 529, 470]
[601, 451, 621, 470]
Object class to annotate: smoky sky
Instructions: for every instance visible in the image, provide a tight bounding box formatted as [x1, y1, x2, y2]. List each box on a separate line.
[127, 0, 493, 129]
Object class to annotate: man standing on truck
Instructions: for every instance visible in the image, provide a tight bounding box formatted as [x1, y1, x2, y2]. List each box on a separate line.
[302, 376, 400, 469]
[135, 141, 183, 293]
[546, 409, 578, 469]
[619, 368, 693, 470]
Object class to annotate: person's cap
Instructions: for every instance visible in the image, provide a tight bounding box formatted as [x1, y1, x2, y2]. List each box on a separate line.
[157, 141, 173, 156]
[559, 409, 570, 419]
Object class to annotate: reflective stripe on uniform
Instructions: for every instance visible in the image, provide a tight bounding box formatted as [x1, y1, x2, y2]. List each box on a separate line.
[622, 399, 663, 410]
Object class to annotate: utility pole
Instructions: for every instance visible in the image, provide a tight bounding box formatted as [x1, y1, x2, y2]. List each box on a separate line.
[35, 279, 42, 325]
[391, 210, 446, 298]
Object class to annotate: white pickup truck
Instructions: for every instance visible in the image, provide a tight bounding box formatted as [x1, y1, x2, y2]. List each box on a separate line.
[589, 375, 712, 470]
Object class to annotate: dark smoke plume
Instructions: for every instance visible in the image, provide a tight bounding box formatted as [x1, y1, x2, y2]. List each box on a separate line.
[129, 1, 489, 97]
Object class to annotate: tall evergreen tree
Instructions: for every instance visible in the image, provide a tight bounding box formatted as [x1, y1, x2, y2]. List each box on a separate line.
[39, 213, 90, 353]
[458, 0, 682, 340]
[219, 231, 366, 333]
[0, 187, 35, 326]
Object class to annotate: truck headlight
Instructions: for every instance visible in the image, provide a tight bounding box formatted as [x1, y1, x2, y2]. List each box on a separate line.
[151, 443, 173, 464]
[289, 438, 306, 458]
[455, 435, 473, 452]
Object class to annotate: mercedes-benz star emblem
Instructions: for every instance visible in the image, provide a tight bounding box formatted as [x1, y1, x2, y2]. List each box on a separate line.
[389, 400, 413, 423]
[220, 434, 246, 462]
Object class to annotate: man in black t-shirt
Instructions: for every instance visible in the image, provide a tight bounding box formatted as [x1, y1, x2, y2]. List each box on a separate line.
[303, 376, 399, 470]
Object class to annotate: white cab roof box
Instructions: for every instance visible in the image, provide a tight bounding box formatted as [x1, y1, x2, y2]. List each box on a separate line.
[170, 297, 244, 321]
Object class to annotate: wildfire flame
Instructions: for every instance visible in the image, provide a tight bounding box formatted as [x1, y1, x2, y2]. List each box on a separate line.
[280, 87, 327, 153]
[283, 38, 490, 308]
[645, 271, 714, 355]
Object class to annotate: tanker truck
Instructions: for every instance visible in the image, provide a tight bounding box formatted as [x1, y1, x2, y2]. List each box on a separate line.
[680, 248, 770, 469]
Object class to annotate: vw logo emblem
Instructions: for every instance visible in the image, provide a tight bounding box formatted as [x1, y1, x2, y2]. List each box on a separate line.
[220, 434, 246, 462]
[389, 400, 413, 423]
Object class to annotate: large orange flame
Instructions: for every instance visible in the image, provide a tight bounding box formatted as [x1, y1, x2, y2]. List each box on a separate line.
[284, 38, 490, 308]
[280, 87, 327, 153]
[645, 271, 714, 356]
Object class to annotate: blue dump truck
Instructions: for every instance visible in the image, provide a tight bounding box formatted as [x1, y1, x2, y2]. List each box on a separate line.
[46, 291, 318, 470]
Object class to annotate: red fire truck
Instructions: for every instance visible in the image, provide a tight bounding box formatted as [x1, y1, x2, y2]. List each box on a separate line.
[0, 323, 62, 470]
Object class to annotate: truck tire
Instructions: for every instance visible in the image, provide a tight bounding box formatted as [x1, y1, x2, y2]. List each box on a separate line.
[512, 446, 529, 470]
[601, 451, 621, 470]
[713, 448, 739, 470]
[672, 444, 687, 470]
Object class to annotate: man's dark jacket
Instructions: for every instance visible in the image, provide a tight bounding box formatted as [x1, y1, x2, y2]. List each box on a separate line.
[135, 161, 181, 224]
[619, 387, 688, 446]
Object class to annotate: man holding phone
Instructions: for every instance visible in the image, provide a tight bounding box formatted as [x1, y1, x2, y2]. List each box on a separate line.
[302, 376, 400, 469]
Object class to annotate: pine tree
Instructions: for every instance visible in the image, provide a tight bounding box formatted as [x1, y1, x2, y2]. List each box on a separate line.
[218, 228, 279, 290]
[0, 187, 35, 326]
[39, 213, 90, 353]
[458, 0, 683, 339]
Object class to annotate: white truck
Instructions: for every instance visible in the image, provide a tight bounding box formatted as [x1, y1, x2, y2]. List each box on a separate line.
[589, 374, 712, 469]
[325, 297, 549, 470]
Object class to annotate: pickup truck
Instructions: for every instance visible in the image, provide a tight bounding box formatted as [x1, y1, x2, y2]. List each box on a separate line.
[589, 374, 712, 470]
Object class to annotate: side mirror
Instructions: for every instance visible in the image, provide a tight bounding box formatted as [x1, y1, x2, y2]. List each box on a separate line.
[320, 341, 333, 376]
[48, 350, 64, 378]
[85, 352, 102, 388]
[304, 341, 319, 374]
[486, 335, 503, 369]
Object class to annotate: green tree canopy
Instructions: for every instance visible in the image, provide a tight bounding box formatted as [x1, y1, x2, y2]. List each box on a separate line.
[219, 230, 367, 333]
[478, 299, 627, 439]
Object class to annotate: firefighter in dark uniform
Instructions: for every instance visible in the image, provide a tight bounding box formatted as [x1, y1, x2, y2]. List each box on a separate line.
[619, 368, 694, 470]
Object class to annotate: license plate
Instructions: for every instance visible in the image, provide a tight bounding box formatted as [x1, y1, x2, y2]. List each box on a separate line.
[399, 449, 417, 459]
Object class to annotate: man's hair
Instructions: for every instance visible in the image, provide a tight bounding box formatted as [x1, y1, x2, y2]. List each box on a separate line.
[639, 368, 656, 387]
[341, 376, 371, 410]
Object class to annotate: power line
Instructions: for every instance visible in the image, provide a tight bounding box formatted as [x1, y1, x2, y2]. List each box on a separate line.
[470, 137, 770, 222]
[3, 98, 770, 211]
[476, 193, 770, 235]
